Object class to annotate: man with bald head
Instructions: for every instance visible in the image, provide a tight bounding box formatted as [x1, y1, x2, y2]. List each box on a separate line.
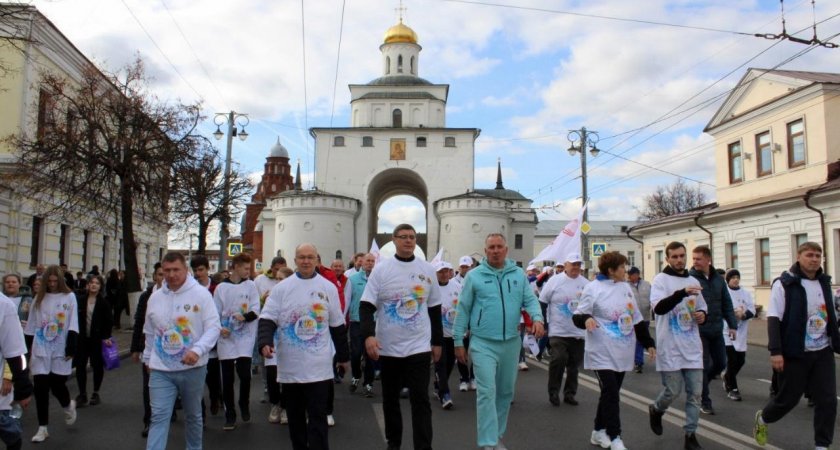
[258, 243, 350, 450]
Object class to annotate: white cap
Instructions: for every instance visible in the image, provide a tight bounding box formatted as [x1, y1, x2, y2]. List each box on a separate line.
[554, 261, 565, 267]
[458, 256, 473, 267]
[434, 261, 453, 272]
[541, 266, 553, 274]
[566, 252, 583, 263]
[526, 264, 537, 271]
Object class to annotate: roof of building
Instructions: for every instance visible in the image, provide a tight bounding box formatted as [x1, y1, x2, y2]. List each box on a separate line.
[366, 75, 434, 86]
[383, 20, 418, 45]
[269, 138, 289, 158]
[472, 188, 529, 201]
[356, 91, 438, 100]
[536, 219, 641, 237]
[761, 69, 840, 84]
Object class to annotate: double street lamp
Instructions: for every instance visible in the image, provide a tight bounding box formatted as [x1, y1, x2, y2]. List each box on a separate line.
[567, 127, 599, 271]
[213, 111, 249, 272]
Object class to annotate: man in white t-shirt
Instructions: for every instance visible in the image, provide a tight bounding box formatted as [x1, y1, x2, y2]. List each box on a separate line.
[754, 242, 840, 449]
[647, 242, 708, 450]
[360, 224, 443, 450]
[453, 256, 473, 286]
[258, 243, 350, 450]
[0, 292, 33, 450]
[539, 252, 587, 407]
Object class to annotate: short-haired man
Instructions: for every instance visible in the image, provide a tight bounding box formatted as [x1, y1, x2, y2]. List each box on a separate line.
[360, 224, 443, 450]
[258, 243, 350, 450]
[754, 242, 840, 449]
[344, 253, 365, 279]
[213, 252, 260, 430]
[627, 267, 652, 374]
[688, 245, 737, 415]
[131, 262, 163, 438]
[346, 253, 377, 397]
[453, 256, 474, 285]
[454, 233, 544, 450]
[648, 242, 708, 450]
[191, 254, 222, 417]
[539, 252, 587, 407]
[253, 255, 287, 423]
[143, 252, 221, 450]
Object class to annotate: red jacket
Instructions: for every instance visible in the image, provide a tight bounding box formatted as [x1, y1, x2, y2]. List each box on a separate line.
[316, 266, 346, 314]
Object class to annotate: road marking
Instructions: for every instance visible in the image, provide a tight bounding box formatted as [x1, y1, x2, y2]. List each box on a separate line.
[528, 360, 782, 450]
[756, 378, 771, 384]
[372, 403, 387, 443]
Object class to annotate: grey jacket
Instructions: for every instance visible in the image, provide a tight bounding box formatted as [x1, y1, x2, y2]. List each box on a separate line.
[629, 279, 652, 321]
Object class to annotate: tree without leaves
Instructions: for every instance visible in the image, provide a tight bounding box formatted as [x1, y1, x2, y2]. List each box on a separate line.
[169, 141, 254, 254]
[0, 5, 37, 80]
[636, 179, 709, 221]
[6, 56, 203, 292]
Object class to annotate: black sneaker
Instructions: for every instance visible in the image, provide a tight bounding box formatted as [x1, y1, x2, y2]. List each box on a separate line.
[563, 394, 578, 406]
[633, 364, 643, 374]
[241, 406, 251, 422]
[89, 392, 101, 406]
[223, 419, 236, 431]
[548, 391, 560, 406]
[684, 432, 703, 450]
[141, 424, 149, 438]
[75, 394, 88, 407]
[700, 404, 715, 415]
[649, 404, 664, 435]
[364, 384, 374, 398]
[727, 389, 742, 401]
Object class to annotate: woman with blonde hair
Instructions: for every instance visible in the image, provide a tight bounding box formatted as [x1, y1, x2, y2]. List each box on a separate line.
[25, 265, 79, 443]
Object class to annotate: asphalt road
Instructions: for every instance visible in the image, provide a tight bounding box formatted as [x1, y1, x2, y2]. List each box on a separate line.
[16, 342, 840, 450]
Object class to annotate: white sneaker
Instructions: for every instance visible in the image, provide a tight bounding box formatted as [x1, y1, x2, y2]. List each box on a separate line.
[279, 408, 288, 425]
[470, 379, 477, 391]
[518, 361, 529, 371]
[64, 400, 77, 425]
[31, 426, 49, 443]
[590, 429, 610, 448]
[327, 414, 335, 427]
[268, 405, 282, 423]
[610, 436, 627, 450]
[459, 381, 469, 392]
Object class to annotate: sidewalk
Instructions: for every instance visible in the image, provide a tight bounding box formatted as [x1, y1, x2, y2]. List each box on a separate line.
[110, 326, 136, 359]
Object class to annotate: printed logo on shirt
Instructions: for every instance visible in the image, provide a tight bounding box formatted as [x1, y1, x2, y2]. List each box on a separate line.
[442, 298, 458, 333]
[670, 297, 698, 336]
[554, 291, 582, 319]
[603, 296, 636, 340]
[281, 293, 330, 349]
[155, 315, 194, 367]
[222, 300, 251, 336]
[807, 303, 828, 341]
[35, 305, 69, 349]
[384, 282, 428, 326]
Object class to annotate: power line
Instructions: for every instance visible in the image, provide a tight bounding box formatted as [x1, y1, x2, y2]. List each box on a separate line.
[329, 0, 347, 128]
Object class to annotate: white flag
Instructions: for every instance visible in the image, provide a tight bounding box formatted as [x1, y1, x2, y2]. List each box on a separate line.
[529, 202, 588, 265]
[430, 248, 444, 264]
[370, 239, 381, 262]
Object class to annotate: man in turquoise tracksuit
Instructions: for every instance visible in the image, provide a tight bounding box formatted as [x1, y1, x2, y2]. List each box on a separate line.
[454, 233, 545, 450]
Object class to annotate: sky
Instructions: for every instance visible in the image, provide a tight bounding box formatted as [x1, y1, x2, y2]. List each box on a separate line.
[25, 0, 840, 246]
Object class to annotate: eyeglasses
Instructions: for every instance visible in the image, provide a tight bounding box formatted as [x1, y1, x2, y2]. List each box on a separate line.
[394, 234, 416, 240]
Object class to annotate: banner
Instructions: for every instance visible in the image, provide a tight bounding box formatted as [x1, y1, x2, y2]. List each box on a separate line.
[529, 202, 587, 265]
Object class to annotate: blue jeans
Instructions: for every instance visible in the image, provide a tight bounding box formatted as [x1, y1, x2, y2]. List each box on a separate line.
[147, 366, 207, 450]
[0, 410, 22, 448]
[654, 369, 702, 434]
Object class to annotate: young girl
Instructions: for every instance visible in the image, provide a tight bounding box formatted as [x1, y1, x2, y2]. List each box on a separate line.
[25, 265, 79, 442]
[74, 275, 113, 407]
[573, 252, 655, 450]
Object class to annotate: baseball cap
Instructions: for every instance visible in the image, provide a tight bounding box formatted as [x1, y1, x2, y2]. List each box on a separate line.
[566, 252, 583, 263]
[458, 256, 473, 267]
[554, 261, 565, 267]
[627, 266, 641, 276]
[526, 264, 537, 271]
[435, 261, 453, 272]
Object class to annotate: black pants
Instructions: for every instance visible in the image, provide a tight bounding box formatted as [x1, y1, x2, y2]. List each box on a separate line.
[265, 365, 286, 407]
[548, 336, 584, 396]
[349, 322, 375, 385]
[456, 336, 473, 382]
[142, 364, 151, 425]
[206, 357, 221, 404]
[762, 347, 837, 447]
[594, 370, 625, 440]
[700, 332, 727, 407]
[33, 374, 71, 426]
[723, 346, 746, 391]
[284, 380, 332, 450]
[74, 336, 104, 395]
[220, 357, 251, 420]
[434, 338, 456, 396]
[380, 352, 433, 450]
[113, 302, 129, 328]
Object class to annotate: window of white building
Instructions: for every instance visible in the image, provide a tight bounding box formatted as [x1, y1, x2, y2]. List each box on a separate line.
[792, 233, 808, 254]
[787, 119, 806, 168]
[758, 238, 771, 285]
[444, 137, 456, 147]
[725, 242, 738, 270]
[333, 136, 345, 147]
[728, 141, 743, 184]
[627, 250, 636, 267]
[756, 131, 772, 177]
[362, 136, 373, 147]
[30, 216, 43, 267]
[655, 250, 664, 274]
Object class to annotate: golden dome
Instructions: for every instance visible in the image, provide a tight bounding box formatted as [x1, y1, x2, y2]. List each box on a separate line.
[383, 21, 418, 44]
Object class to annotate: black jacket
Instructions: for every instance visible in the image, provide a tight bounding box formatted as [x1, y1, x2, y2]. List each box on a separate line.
[689, 266, 737, 336]
[130, 285, 154, 354]
[76, 292, 113, 341]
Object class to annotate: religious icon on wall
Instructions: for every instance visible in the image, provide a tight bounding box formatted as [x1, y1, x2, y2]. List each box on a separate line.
[390, 139, 406, 160]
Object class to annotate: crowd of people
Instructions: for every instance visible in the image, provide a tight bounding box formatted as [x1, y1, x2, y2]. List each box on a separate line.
[0, 227, 838, 450]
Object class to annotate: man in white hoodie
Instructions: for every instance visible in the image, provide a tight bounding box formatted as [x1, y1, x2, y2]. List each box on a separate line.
[143, 252, 221, 450]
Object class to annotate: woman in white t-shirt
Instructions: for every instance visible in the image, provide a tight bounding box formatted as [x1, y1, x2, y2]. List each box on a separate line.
[573, 252, 655, 450]
[722, 269, 755, 402]
[24, 265, 80, 443]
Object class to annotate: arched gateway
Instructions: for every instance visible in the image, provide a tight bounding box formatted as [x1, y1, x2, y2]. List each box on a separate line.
[258, 19, 537, 266]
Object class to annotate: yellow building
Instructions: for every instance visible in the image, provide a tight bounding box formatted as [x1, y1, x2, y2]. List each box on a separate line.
[0, 5, 166, 279]
[630, 69, 840, 310]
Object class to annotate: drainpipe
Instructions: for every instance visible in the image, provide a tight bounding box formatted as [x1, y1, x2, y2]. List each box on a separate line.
[803, 189, 829, 275]
[625, 225, 644, 276]
[694, 212, 713, 257]
[433, 200, 442, 258]
[352, 199, 362, 254]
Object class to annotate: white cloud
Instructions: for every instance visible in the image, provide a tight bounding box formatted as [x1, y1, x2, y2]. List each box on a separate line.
[377, 196, 426, 233]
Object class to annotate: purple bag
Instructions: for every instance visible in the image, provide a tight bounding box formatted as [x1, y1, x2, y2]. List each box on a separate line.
[102, 340, 120, 370]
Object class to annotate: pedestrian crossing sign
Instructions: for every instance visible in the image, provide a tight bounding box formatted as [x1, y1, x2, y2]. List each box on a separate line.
[591, 242, 606, 257]
[227, 243, 243, 256]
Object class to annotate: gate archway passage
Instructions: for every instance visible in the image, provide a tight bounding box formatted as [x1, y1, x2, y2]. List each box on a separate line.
[367, 168, 428, 254]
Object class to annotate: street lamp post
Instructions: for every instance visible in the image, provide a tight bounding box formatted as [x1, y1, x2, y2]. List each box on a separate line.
[567, 127, 600, 272]
[188, 232, 196, 262]
[213, 111, 249, 273]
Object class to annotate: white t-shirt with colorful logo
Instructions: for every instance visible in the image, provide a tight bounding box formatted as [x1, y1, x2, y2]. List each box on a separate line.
[768, 278, 830, 352]
[260, 274, 344, 383]
[724, 287, 755, 352]
[213, 280, 261, 360]
[25, 292, 78, 376]
[650, 272, 708, 371]
[540, 273, 588, 339]
[439, 282, 462, 339]
[361, 256, 442, 358]
[575, 278, 643, 372]
[0, 293, 27, 410]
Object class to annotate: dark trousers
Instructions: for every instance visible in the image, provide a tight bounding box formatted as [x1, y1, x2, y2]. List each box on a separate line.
[74, 336, 105, 395]
[142, 365, 151, 425]
[548, 336, 584, 396]
[723, 346, 746, 391]
[594, 370, 625, 440]
[700, 332, 727, 407]
[434, 338, 456, 396]
[33, 374, 71, 426]
[265, 365, 286, 407]
[113, 303, 129, 328]
[634, 321, 650, 366]
[456, 337, 473, 382]
[220, 357, 251, 420]
[762, 347, 837, 447]
[284, 380, 332, 450]
[380, 352, 433, 450]
[206, 357, 221, 404]
[349, 322, 375, 385]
